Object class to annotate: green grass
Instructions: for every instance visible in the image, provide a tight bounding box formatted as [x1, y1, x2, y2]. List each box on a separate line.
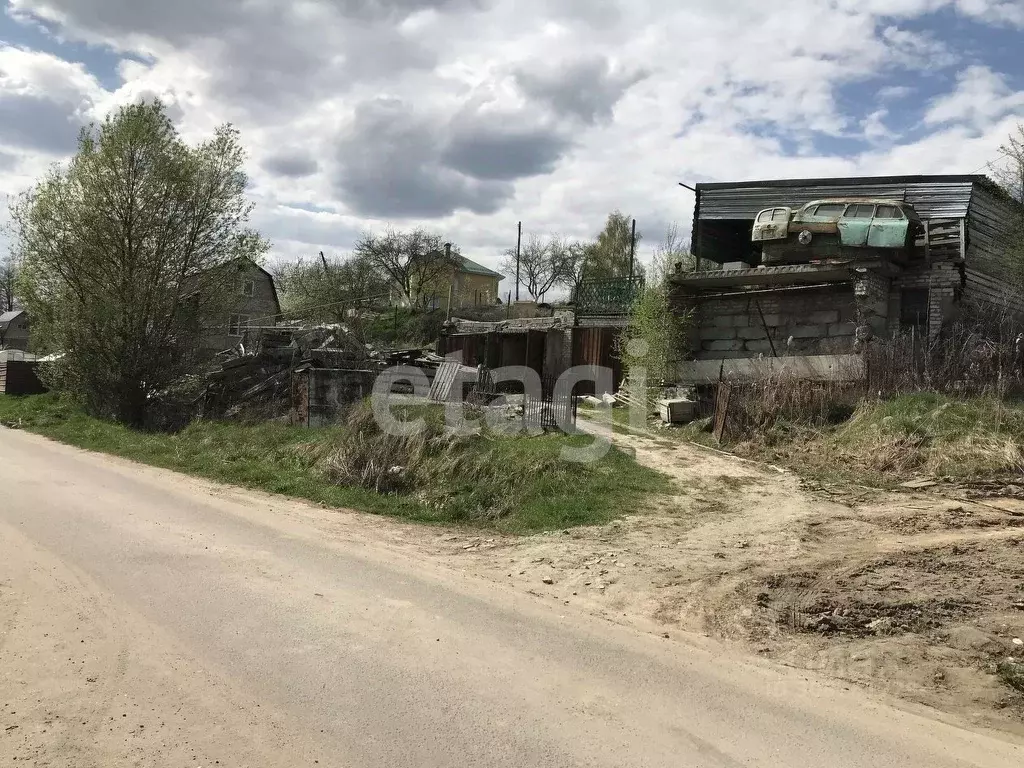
[0, 393, 670, 533]
[830, 393, 1024, 479]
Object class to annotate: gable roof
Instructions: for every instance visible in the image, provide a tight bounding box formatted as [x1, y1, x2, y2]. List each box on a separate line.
[458, 256, 504, 279]
[0, 309, 25, 326]
[228, 257, 282, 315]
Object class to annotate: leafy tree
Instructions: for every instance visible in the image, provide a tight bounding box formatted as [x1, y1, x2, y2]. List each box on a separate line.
[500, 234, 564, 302]
[354, 228, 460, 309]
[0, 251, 17, 313]
[12, 100, 266, 426]
[584, 211, 641, 279]
[618, 273, 687, 408]
[275, 252, 390, 325]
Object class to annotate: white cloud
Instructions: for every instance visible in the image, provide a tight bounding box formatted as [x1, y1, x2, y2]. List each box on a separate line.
[2, 0, 1023, 269]
[924, 65, 1024, 130]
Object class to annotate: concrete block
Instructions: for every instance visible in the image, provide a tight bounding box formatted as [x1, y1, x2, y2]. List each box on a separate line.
[828, 322, 857, 337]
[710, 314, 735, 327]
[808, 310, 839, 324]
[695, 350, 748, 360]
[744, 339, 776, 353]
[760, 313, 784, 326]
[698, 326, 736, 340]
[737, 325, 769, 339]
[703, 339, 745, 352]
[788, 324, 827, 339]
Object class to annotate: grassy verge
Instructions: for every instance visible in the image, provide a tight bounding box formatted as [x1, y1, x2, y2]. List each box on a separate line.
[728, 392, 1024, 486]
[0, 394, 670, 533]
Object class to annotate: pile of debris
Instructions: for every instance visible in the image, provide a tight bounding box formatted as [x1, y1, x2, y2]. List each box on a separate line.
[202, 326, 445, 424]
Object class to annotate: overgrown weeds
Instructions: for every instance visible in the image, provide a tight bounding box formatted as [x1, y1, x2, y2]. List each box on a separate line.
[0, 393, 671, 532]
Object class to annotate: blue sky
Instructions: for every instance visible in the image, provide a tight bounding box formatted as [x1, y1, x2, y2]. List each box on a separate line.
[0, 0, 1022, 270]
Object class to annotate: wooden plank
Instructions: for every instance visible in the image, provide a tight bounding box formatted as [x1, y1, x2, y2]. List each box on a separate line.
[712, 383, 732, 443]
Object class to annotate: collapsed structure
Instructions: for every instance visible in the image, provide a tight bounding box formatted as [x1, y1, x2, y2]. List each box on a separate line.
[671, 174, 1022, 383]
[204, 325, 441, 426]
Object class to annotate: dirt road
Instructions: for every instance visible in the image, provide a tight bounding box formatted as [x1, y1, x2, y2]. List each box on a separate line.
[1, 429, 1022, 767]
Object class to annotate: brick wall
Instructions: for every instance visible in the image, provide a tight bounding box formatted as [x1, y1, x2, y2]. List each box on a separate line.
[688, 285, 858, 360]
[852, 269, 890, 343]
[887, 258, 964, 338]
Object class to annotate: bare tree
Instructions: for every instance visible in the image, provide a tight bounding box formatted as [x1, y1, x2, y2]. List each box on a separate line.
[652, 224, 695, 280]
[995, 123, 1024, 203]
[993, 123, 1024, 279]
[12, 100, 267, 425]
[354, 228, 460, 309]
[275, 252, 390, 325]
[500, 235, 564, 302]
[553, 238, 589, 301]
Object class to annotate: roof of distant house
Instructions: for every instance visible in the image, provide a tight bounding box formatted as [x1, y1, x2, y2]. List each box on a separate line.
[458, 256, 504, 279]
[0, 309, 25, 326]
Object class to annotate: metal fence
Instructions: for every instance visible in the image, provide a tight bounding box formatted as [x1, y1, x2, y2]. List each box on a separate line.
[522, 375, 578, 431]
[574, 277, 644, 316]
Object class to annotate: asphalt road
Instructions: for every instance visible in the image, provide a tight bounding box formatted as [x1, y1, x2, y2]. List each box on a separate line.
[1, 428, 1022, 767]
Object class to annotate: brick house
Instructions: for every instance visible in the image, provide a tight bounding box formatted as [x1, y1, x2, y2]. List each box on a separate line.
[419, 256, 504, 311]
[670, 175, 1022, 383]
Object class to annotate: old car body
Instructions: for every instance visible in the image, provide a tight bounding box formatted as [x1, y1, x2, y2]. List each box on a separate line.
[753, 199, 924, 264]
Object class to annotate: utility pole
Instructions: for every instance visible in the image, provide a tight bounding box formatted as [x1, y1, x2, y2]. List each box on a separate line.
[628, 218, 637, 280]
[515, 221, 522, 302]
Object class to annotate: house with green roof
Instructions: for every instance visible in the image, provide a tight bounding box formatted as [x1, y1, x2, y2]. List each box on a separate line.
[419, 255, 505, 311]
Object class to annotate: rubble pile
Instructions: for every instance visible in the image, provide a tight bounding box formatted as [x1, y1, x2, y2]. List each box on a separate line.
[202, 325, 443, 422]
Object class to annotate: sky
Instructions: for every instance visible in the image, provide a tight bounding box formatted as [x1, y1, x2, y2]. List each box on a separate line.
[0, 0, 1022, 276]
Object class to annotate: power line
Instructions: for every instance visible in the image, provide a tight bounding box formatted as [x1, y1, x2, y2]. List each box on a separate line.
[238, 291, 394, 327]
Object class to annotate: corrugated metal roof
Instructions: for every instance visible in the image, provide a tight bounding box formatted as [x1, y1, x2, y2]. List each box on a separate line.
[459, 256, 504, 278]
[695, 174, 996, 221]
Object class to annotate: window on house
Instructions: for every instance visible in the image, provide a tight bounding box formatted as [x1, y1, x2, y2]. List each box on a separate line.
[228, 314, 250, 336]
[241, 278, 255, 297]
[900, 289, 928, 332]
[846, 204, 875, 218]
[875, 205, 903, 219]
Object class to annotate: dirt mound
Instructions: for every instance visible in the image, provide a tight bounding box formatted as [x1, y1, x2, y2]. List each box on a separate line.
[756, 539, 1024, 638]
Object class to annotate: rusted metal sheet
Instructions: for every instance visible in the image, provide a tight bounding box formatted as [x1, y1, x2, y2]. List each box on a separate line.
[571, 326, 623, 396]
[441, 333, 486, 366]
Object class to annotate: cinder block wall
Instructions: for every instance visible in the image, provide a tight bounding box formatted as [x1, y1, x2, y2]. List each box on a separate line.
[888, 258, 965, 338]
[686, 285, 858, 360]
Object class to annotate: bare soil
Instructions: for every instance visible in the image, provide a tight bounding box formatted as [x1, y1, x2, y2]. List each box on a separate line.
[433, 416, 1024, 734]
